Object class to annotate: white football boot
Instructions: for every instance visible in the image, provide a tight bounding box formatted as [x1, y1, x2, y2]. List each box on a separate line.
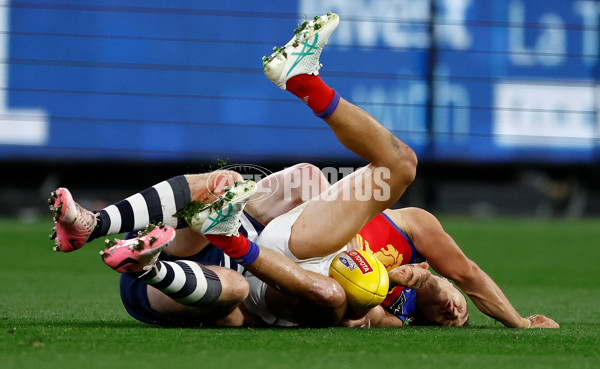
[189, 180, 257, 237]
[263, 12, 339, 90]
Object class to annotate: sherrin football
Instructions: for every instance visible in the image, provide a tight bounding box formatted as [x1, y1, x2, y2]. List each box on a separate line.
[329, 249, 389, 310]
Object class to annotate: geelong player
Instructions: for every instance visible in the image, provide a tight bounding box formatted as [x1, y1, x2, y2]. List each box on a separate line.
[49, 13, 558, 329]
[49, 164, 327, 327]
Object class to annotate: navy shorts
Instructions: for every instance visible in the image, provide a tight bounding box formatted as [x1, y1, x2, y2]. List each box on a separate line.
[119, 244, 238, 327]
[119, 212, 262, 327]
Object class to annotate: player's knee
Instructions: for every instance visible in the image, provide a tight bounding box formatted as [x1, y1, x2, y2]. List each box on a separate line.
[401, 149, 418, 184]
[209, 170, 244, 192]
[186, 170, 245, 202]
[290, 163, 321, 178]
[217, 267, 249, 305]
[286, 162, 328, 201]
[230, 273, 250, 304]
[389, 145, 418, 187]
[288, 162, 315, 171]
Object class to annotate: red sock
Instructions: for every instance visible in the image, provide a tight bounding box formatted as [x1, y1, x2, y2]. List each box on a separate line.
[205, 233, 250, 259]
[205, 233, 260, 266]
[286, 74, 335, 114]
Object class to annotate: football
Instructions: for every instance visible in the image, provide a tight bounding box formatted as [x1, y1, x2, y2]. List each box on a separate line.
[329, 249, 389, 310]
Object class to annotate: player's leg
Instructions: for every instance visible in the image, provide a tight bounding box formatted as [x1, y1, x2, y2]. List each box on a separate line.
[199, 180, 347, 326]
[263, 13, 417, 259]
[245, 248, 347, 326]
[290, 100, 417, 258]
[104, 224, 248, 326]
[144, 264, 249, 326]
[49, 170, 242, 252]
[245, 163, 330, 225]
[170, 164, 329, 257]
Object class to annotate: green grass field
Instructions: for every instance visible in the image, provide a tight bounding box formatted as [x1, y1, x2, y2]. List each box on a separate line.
[1, 216, 599, 369]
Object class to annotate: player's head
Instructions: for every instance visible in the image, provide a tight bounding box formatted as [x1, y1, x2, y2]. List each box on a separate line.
[412, 275, 469, 327]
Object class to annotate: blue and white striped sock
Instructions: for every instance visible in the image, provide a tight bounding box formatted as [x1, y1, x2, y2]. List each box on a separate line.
[140, 260, 222, 306]
[89, 175, 191, 242]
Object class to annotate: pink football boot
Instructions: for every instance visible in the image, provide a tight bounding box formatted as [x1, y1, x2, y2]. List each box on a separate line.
[100, 224, 175, 274]
[49, 187, 98, 252]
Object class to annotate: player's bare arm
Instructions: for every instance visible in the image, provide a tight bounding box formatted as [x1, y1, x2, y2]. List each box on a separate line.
[340, 305, 404, 328]
[386, 207, 559, 328]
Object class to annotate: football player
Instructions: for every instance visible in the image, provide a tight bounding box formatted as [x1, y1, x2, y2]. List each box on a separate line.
[49, 163, 326, 327]
[187, 13, 558, 329]
[49, 12, 558, 329]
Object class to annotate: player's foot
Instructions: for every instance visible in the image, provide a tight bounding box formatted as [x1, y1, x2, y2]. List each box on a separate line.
[263, 12, 339, 90]
[100, 223, 175, 274]
[195, 180, 256, 237]
[48, 187, 98, 252]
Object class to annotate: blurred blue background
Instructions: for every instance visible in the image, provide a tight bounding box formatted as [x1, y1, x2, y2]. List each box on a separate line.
[1, 0, 599, 217]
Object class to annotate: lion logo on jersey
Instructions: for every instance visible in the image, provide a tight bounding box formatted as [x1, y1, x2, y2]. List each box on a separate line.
[355, 234, 403, 271]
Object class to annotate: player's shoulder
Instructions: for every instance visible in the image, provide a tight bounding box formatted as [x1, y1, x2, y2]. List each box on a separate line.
[383, 207, 435, 224]
[383, 208, 441, 239]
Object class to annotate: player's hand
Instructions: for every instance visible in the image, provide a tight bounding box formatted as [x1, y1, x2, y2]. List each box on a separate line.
[388, 262, 431, 289]
[339, 314, 371, 328]
[523, 314, 560, 328]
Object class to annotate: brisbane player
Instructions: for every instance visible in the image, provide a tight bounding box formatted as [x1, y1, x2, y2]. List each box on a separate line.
[50, 13, 558, 330]
[191, 13, 558, 329]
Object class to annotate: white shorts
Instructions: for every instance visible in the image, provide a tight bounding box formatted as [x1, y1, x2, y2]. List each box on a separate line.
[243, 202, 346, 326]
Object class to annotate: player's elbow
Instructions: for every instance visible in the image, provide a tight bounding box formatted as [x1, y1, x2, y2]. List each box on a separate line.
[307, 280, 347, 326]
[314, 280, 347, 310]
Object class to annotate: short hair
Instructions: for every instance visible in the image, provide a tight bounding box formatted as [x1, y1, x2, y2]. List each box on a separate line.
[408, 311, 470, 327]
